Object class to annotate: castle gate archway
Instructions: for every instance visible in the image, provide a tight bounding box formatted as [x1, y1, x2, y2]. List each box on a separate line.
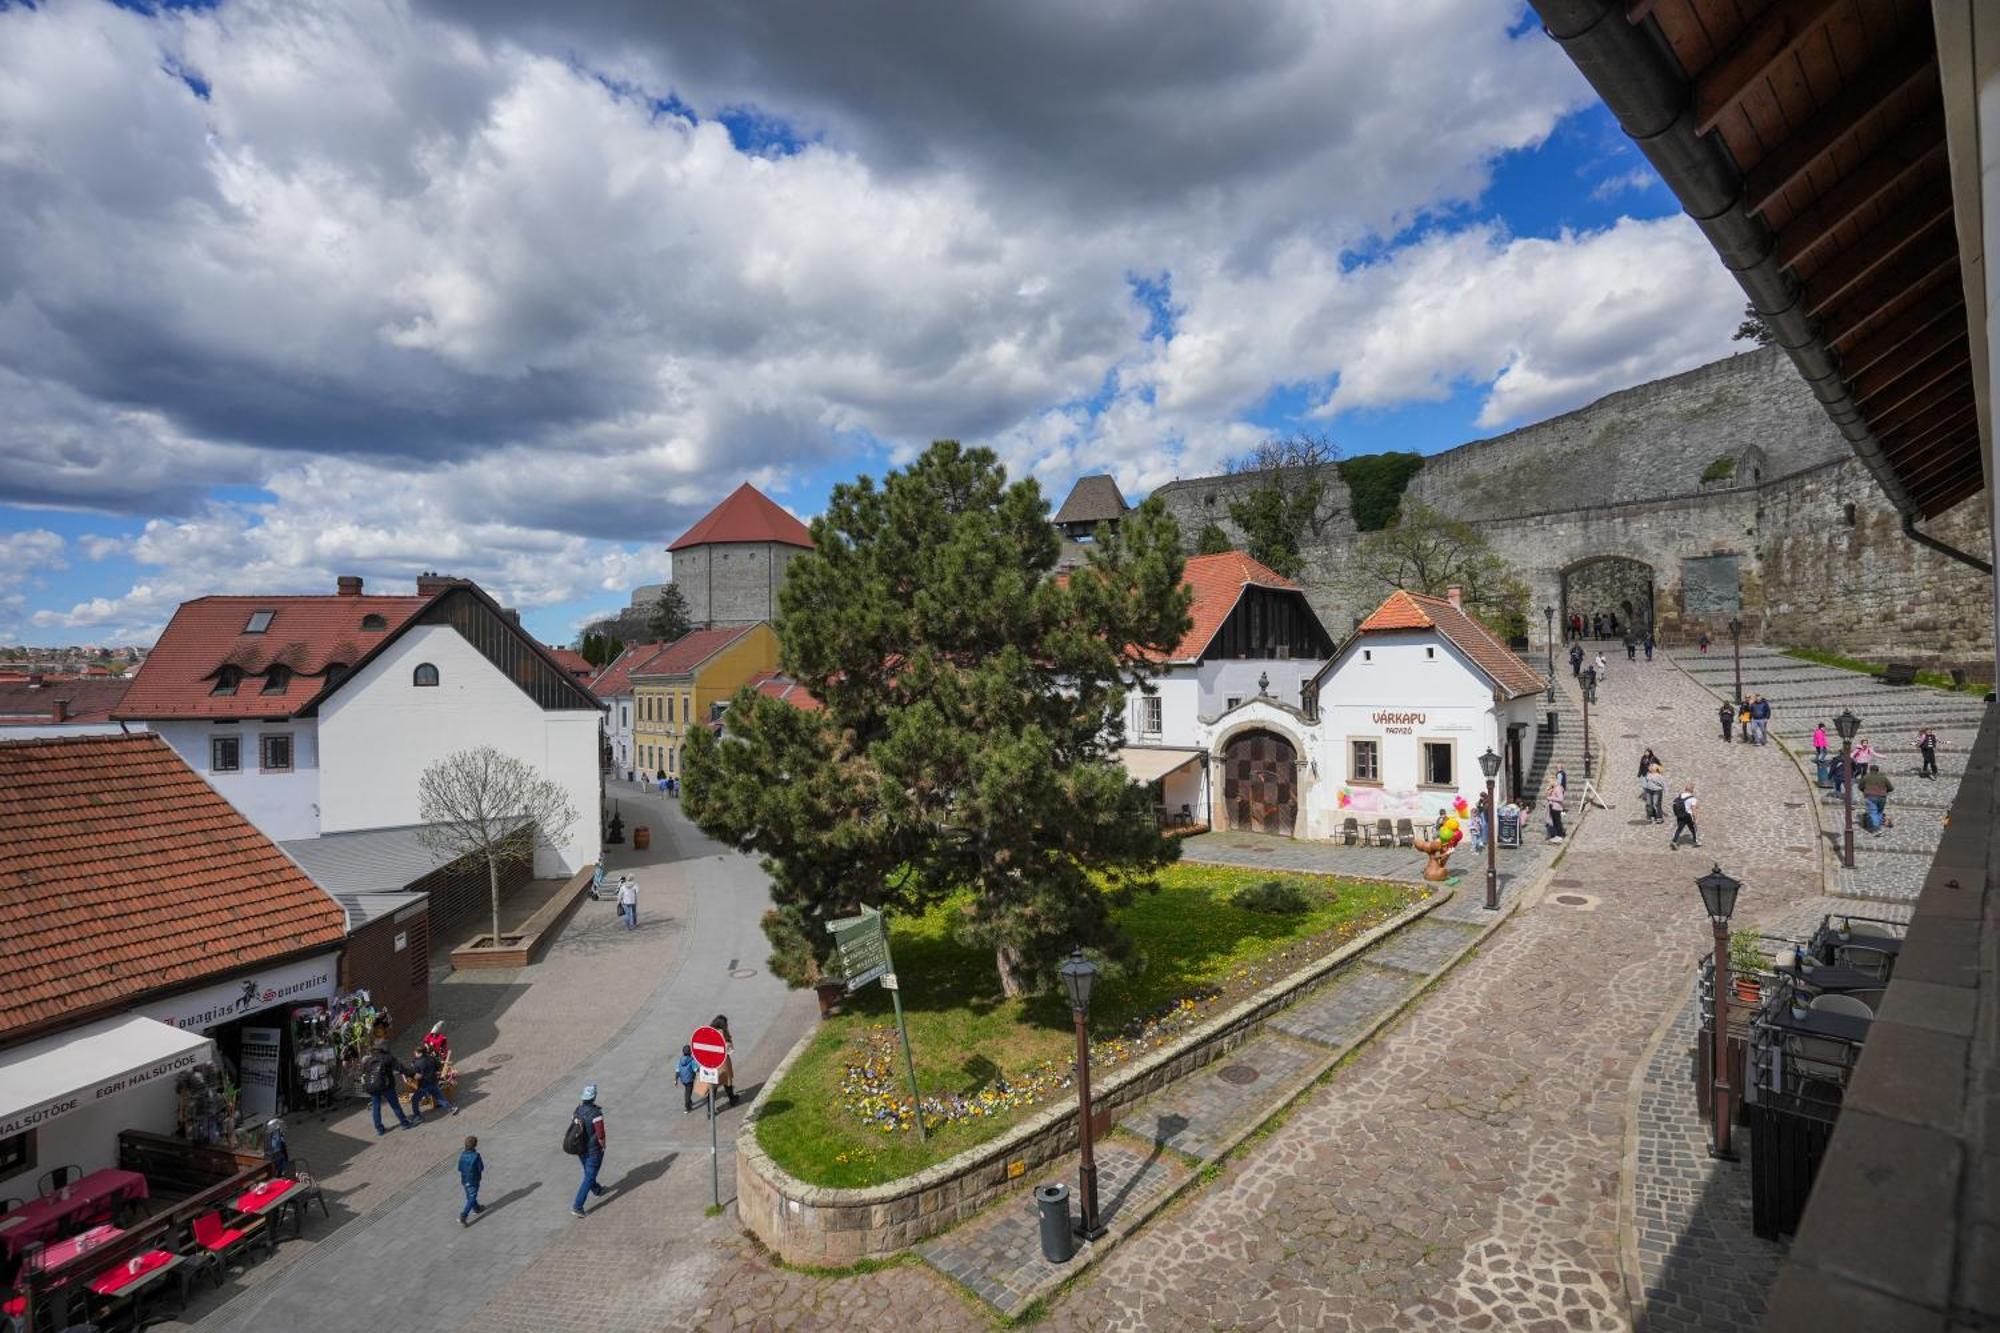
[1220, 729, 1298, 836]
[1561, 556, 1656, 637]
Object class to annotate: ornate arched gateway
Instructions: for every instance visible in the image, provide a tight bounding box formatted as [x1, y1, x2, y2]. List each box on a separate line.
[1561, 555, 1657, 636]
[1220, 729, 1298, 836]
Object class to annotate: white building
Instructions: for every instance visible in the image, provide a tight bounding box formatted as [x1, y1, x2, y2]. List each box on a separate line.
[586, 640, 667, 780]
[116, 575, 604, 880]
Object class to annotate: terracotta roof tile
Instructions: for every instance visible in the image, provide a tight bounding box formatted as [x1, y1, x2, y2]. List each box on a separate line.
[585, 641, 669, 697]
[117, 595, 427, 720]
[629, 626, 756, 677]
[547, 646, 594, 678]
[667, 483, 813, 552]
[1169, 551, 1303, 662]
[745, 669, 822, 711]
[0, 677, 129, 726]
[1356, 590, 1547, 698]
[0, 734, 348, 1041]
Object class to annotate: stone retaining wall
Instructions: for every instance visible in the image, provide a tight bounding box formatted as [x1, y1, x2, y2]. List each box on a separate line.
[734, 885, 1448, 1265]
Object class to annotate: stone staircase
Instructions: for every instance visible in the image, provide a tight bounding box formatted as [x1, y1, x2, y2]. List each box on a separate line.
[1522, 660, 1599, 812]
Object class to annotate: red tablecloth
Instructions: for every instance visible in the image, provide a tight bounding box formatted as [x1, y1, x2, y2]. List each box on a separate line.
[18, 1224, 122, 1274]
[231, 1178, 298, 1215]
[87, 1248, 177, 1296]
[0, 1169, 149, 1260]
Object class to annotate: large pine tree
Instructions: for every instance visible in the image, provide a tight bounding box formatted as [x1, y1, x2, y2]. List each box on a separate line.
[684, 442, 1192, 998]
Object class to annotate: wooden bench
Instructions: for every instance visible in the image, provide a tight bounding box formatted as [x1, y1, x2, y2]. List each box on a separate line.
[1880, 663, 1918, 686]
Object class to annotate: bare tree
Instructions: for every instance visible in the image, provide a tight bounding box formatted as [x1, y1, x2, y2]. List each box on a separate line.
[1223, 432, 1343, 576]
[1353, 501, 1531, 639]
[417, 747, 581, 949]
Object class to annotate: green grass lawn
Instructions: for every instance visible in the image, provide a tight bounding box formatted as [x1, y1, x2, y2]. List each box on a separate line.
[1781, 646, 1990, 695]
[754, 863, 1421, 1188]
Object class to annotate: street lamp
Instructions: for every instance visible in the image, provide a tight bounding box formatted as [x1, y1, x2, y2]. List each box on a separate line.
[1579, 666, 1597, 780]
[1834, 708, 1861, 869]
[1543, 605, 1557, 704]
[1696, 864, 1743, 1161]
[1478, 746, 1502, 911]
[1728, 617, 1744, 709]
[1058, 949, 1105, 1240]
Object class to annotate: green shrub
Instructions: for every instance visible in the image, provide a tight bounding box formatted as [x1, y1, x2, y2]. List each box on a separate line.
[1231, 879, 1312, 915]
[1337, 452, 1426, 531]
[1196, 521, 1234, 554]
[1700, 455, 1736, 484]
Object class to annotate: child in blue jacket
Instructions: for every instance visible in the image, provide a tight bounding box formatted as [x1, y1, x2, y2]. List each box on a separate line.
[675, 1044, 699, 1114]
[458, 1135, 485, 1226]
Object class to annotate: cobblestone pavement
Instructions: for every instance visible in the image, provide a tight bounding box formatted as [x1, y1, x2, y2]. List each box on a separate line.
[166, 784, 816, 1333]
[1181, 825, 1557, 896]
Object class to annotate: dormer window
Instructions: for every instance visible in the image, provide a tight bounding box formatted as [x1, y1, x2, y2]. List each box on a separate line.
[244, 610, 275, 633]
[324, 663, 347, 688]
[211, 667, 242, 696]
[413, 663, 440, 687]
[361, 613, 387, 631]
[262, 665, 291, 695]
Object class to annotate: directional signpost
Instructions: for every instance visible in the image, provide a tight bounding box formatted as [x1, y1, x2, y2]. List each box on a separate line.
[828, 906, 924, 1141]
[690, 1023, 728, 1207]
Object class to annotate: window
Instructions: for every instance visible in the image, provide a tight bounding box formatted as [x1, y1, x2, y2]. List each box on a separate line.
[669, 746, 678, 774]
[621, 704, 630, 728]
[1138, 695, 1162, 737]
[244, 610, 275, 633]
[667, 694, 676, 724]
[211, 736, 241, 773]
[1421, 740, 1455, 788]
[1226, 696, 1241, 711]
[1424, 646, 1435, 660]
[361, 613, 387, 631]
[1349, 739, 1380, 784]
[260, 734, 294, 773]
[262, 665, 291, 695]
[413, 663, 440, 687]
[1362, 649, 1372, 662]
[323, 663, 347, 688]
[211, 667, 242, 697]
[0, 1129, 32, 1178]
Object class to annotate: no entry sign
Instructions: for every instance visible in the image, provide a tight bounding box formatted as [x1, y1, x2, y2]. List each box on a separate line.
[690, 1025, 728, 1070]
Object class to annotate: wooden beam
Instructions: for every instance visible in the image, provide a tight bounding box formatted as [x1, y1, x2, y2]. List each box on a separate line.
[1895, 434, 1982, 499]
[1803, 190, 1955, 318]
[1775, 111, 1947, 270]
[1745, 33, 1936, 215]
[1848, 321, 1968, 406]
[1868, 379, 1975, 439]
[1696, 0, 1843, 135]
[1829, 259, 1959, 353]
[1859, 345, 1969, 422]
[1820, 232, 1959, 350]
[1626, 0, 1656, 23]
[1839, 294, 1965, 379]
[1886, 416, 1979, 480]
[1906, 457, 1983, 516]
[1879, 392, 1978, 451]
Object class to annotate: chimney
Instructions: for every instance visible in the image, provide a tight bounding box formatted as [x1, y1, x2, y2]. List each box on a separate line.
[26, 673, 43, 689]
[1446, 586, 1463, 609]
[336, 575, 364, 598]
[502, 608, 520, 625]
[416, 571, 456, 596]
[52, 697, 67, 723]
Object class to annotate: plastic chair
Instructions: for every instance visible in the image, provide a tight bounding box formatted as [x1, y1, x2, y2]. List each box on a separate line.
[1394, 818, 1416, 847]
[1808, 993, 1874, 1019]
[1340, 818, 1361, 846]
[189, 1210, 259, 1276]
[1834, 945, 1893, 980]
[34, 1166, 80, 1199]
[1844, 988, 1888, 1012]
[1373, 819, 1394, 847]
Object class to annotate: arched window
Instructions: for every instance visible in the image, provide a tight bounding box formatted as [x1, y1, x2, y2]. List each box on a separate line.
[261, 665, 291, 695]
[361, 613, 387, 631]
[413, 663, 440, 687]
[211, 666, 242, 696]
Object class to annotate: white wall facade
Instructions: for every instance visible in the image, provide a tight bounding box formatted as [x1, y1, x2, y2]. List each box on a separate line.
[316, 625, 599, 877]
[1194, 657, 1319, 719]
[1125, 658, 1322, 749]
[604, 691, 635, 777]
[0, 1076, 182, 1201]
[155, 718, 322, 843]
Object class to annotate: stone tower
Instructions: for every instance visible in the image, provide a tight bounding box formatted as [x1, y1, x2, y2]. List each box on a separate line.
[667, 483, 814, 628]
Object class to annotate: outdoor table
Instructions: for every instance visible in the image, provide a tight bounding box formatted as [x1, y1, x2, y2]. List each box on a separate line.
[1774, 962, 1880, 994]
[1759, 1006, 1872, 1044]
[16, 1224, 123, 1280]
[230, 1178, 303, 1241]
[0, 1170, 148, 1262]
[1814, 929, 1903, 962]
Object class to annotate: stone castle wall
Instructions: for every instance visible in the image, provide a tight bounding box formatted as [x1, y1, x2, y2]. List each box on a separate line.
[1150, 349, 1994, 672]
[669, 541, 806, 628]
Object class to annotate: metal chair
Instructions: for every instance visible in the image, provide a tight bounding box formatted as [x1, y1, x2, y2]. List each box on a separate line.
[1834, 945, 1893, 980]
[1340, 818, 1361, 846]
[1808, 993, 1875, 1020]
[288, 1157, 330, 1224]
[1783, 1033, 1853, 1091]
[1372, 818, 1393, 846]
[1, 1197, 20, 1214]
[34, 1166, 80, 1198]
[1394, 818, 1416, 847]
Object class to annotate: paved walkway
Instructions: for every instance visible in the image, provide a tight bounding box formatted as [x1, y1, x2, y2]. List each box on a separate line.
[168, 784, 814, 1333]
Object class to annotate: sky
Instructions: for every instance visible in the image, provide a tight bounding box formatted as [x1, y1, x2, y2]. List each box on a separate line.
[0, 0, 1751, 649]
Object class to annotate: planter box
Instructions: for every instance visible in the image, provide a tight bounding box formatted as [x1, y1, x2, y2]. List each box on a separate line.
[447, 865, 596, 969]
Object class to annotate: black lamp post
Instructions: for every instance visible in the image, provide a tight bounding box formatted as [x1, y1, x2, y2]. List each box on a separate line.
[1478, 746, 1501, 911]
[1543, 604, 1555, 681]
[1058, 949, 1105, 1240]
[1835, 707, 1861, 869]
[1579, 666, 1597, 779]
[1696, 864, 1743, 1161]
[1728, 617, 1744, 709]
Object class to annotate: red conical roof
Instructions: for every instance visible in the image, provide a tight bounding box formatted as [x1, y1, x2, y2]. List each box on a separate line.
[667, 483, 813, 552]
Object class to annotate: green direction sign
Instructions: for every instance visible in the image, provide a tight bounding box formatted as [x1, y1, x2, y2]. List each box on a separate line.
[828, 906, 891, 993]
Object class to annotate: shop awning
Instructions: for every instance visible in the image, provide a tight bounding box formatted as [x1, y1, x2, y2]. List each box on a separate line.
[1118, 747, 1204, 783]
[0, 1015, 214, 1138]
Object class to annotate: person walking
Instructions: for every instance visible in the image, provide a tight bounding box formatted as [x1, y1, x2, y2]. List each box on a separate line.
[710, 1015, 738, 1107]
[1569, 642, 1584, 678]
[1718, 700, 1734, 742]
[363, 1042, 415, 1135]
[1812, 721, 1828, 761]
[1860, 767, 1895, 833]
[675, 1044, 699, 1114]
[264, 1117, 291, 1179]
[1624, 634, 1637, 662]
[1751, 695, 1771, 745]
[1593, 650, 1609, 684]
[458, 1135, 486, 1226]
[1669, 783, 1700, 848]
[616, 874, 638, 931]
[1697, 631, 1711, 655]
[411, 1043, 458, 1118]
[1737, 700, 1753, 744]
[1643, 631, 1655, 662]
[1641, 764, 1666, 824]
[1919, 727, 1939, 779]
[1853, 737, 1878, 770]
[568, 1084, 608, 1217]
[1828, 748, 1850, 802]
[1468, 799, 1487, 855]
[1637, 747, 1661, 780]
[1544, 779, 1567, 843]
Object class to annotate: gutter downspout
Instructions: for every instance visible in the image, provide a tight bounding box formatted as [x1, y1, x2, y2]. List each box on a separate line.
[1527, 0, 1922, 519]
[1903, 512, 1994, 574]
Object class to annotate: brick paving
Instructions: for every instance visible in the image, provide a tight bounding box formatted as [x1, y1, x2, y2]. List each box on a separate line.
[1268, 962, 1424, 1049]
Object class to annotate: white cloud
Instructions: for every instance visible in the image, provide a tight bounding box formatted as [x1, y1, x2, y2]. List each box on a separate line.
[1592, 168, 1662, 200]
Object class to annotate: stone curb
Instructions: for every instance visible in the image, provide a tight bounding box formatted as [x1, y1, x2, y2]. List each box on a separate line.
[733, 878, 1455, 1264]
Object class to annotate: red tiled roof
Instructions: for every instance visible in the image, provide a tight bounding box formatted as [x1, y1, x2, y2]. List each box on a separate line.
[117, 595, 427, 720]
[667, 483, 813, 552]
[1168, 551, 1302, 663]
[1355, 590, 1547, 698]
[585, 641, 669, 697]
[629, 625, 756, 677]
[0, 734, 348, 1041]
[547, 646, 594, 678]
[0, 677, 130, 726]
[746, 669, 822, 712]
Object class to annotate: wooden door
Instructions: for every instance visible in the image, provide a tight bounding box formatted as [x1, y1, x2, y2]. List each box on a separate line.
[1221, 731, 1298, 836]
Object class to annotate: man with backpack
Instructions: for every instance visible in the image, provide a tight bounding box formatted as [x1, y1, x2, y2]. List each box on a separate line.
[1669, 784, 1700, 849]
[363, 1042, 414, 1135]
[565, 1083, 608, 1217]
[1569, 642, 1584, 679]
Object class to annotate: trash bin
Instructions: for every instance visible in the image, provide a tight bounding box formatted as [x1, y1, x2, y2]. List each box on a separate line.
[1813, 757, 1831, 788]
[633, 826, 651, 850]
[1497, 804, 1521, 849]
[1545, 710, 1559, 735]
[1035, 1182, 1074, 1263]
